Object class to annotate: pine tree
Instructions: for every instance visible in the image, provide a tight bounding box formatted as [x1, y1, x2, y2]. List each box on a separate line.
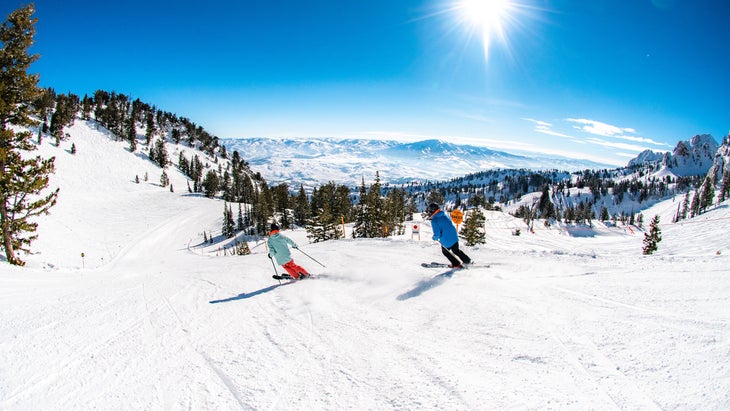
[680, 192, 690, 221]
[365, 172, 385, 237]
[537, 185, 556, 220]
[153, 138, 167, 168]
[642, 215, 662, 255]
[460, 208, 486, 246]
[222, 203, 235, 238]
[699, 176, 715, 213]
[690, 188, 701, 217]
[293, 184, 310, 226]
[202, 170, 219, 198]
[305, 205, 341, 243]
[383, 187, 407, 236]
[600, 206, 609, 221]
[0, 5, 59, 265]
[352, 177, 369, 238]
[236, 203, 245, 232]
[160, 170, 169, 187]
[719, 170, 730, 204]
[125, 115, 137, 152]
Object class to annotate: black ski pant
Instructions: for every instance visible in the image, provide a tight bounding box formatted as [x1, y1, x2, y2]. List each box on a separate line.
[441, 242, 471, 266]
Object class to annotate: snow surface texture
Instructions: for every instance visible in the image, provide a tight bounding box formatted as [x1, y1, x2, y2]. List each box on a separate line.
[1, 123, 729, 410]
[221, 137, 612, 187]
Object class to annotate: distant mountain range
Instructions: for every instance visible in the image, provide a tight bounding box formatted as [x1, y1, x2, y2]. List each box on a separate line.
[220, 138, 613, 187]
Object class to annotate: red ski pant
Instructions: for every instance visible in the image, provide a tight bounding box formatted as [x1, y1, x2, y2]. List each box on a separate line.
[281, 260, 309, 279]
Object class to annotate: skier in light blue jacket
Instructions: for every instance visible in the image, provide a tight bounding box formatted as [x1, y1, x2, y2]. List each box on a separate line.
[267, 223, 310, 279]
[428, 203, 471, 269]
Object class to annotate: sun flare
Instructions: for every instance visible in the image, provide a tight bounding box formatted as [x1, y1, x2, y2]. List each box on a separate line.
[451, 0, 521, 62]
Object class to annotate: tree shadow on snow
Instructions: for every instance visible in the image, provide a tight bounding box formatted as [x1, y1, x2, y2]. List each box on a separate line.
[396, 271, 454, 301]
[209, 282, 293, 304]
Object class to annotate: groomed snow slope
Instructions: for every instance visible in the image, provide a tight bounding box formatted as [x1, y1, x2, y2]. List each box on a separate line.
[1, 123, 728, 410]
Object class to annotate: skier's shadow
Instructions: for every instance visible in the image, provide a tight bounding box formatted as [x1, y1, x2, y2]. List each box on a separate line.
[397, 271, 454, 301]
[209, 282, 292, 304]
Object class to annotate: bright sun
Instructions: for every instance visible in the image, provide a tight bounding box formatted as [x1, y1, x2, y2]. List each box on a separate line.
[453, 0, 519, 62]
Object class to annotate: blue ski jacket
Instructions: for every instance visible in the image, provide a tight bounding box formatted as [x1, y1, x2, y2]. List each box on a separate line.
[267, 230, 298, 265]
[430, 210, 459, 248]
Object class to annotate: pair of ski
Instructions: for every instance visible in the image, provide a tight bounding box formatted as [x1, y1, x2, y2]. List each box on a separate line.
[272, 273, 313, 281]
[421, 262, 490, 269]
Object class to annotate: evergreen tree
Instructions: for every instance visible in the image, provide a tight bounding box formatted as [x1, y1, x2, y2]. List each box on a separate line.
[537, 185, 556, 220]
[222, 202, 235, 238]
[352, 177, 369, 238]
[236, 202, 245, 232]
[125, 115, 137, 152]
[719, 170, 730, 204]
[699, 175, 714, 213]
[293, 184, 310, 226]
[305, 204, 341, 243]
[201, 170, 219, 198]
[460, 208, 486, 246]
[145, 111, 156, 145]
[642, 215, 662, 255]
[0, 5, 58, 265]
[680, 192, 690, 221]
[160, 170, 169, 187]
[365, 172, 385, 237]
[153, 138, 168, 168]
[690, 188, 701, 218]
[383, 187, 407, 236]
[600, 206, 610, 221]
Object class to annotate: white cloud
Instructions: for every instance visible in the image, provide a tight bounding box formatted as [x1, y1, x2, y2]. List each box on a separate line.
[567, 118, 631, 138]
[567, 118, 669, 147]
[524, 118, 575, 139]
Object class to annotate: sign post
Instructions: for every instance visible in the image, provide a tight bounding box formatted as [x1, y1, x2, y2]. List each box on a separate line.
[450, 209, 464, 231]
[411, 223, 420, 240]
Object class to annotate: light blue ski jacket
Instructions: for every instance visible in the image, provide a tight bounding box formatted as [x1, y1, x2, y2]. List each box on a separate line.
[267, 230, 298, 265]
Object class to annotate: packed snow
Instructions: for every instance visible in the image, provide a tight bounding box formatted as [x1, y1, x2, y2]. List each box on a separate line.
[1, 122, 729, 410]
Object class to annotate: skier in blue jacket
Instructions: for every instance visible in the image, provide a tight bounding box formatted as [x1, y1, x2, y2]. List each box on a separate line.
[428, 203, 472, 269]
[267, 223, 310, 279]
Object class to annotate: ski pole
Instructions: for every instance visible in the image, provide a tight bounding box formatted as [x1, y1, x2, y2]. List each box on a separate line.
[295, 248, 326, 268]
[268, 255, 281, 283]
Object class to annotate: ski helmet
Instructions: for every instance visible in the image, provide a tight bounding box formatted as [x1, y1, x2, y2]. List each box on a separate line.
[427, 203, 440, 215]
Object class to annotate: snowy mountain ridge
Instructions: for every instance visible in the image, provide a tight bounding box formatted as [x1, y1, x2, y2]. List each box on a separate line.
[628, 133, 720, 177]
[220, 137, 613, 187]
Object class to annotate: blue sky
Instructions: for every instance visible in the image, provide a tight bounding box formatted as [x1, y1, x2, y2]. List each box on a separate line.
[5, 0, 729, 166]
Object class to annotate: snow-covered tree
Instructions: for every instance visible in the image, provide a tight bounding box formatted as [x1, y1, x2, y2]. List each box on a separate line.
[719, 170, 730, 204]
[699, 176, 715, 213]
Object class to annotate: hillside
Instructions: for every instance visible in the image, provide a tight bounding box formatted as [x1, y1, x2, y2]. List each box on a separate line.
[1, 117, 729, 410]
